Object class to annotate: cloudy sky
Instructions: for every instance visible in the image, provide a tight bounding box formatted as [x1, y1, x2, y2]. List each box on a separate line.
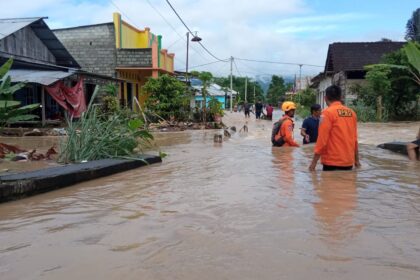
[0, 0, 417, 78]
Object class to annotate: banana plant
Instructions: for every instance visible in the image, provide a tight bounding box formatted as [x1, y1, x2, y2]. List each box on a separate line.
[0, 58, 40, 130]
[366, 42, 420, 85]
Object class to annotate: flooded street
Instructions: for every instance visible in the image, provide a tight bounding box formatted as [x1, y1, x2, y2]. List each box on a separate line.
[0, 111, 419, 280]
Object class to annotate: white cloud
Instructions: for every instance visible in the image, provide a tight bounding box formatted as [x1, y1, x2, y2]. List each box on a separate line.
[0, 0, 404, 79]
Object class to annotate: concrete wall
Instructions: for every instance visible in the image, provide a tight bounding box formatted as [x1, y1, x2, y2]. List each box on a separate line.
[0, 25, 56, 64]
[316, 76, 332, 109]
[116, 49, 152, 67]
[54, 24, 117, 77]
[344, 79, 367, 105]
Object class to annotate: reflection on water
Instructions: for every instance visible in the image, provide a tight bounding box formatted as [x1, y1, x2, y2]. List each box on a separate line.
[312, 172, 363, 245]
[0, 112, 419, 280]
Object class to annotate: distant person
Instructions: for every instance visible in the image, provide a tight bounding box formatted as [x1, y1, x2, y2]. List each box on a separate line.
[244, 102, 251, 118]
[255, 100, 263, 119]
[265, 104, 274, 120]
[271, 101, 300, 147]
[407, 127, 420, 161]
[300, 104, 321, 144]
[309, 85, 360, 171]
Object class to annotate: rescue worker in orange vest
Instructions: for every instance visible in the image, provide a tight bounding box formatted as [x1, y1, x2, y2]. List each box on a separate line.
[309, 85, 361, 171]
[274, 101, 300, 147]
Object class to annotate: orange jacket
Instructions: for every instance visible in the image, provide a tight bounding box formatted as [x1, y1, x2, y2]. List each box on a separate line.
[314, 102, 358, 166]
[276, 116, 300, 147]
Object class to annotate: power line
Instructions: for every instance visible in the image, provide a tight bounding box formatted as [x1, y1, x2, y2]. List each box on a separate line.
[109, 0, 139, 28]
[234, 57, 323, 68]
[165, 0, 227, 62]
[233, 59, 243, 77]
[144, 0, 210, 62]
[180, 60, 228, 71]
[166, 36, 184, 49]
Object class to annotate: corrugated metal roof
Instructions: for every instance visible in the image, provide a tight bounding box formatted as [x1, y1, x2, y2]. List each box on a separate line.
[193, 83, 238, 97]
[0, 17, 43, 40]
[0, 17, 80, 68]
[7, 69, 74, 85]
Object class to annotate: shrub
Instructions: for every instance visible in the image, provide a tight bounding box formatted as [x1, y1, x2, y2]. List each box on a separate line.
[59, 87, 153, 163]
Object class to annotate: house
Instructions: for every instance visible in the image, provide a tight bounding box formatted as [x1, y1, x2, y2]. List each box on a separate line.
[311, 42, 405, 108]
[0, 17, 118, 125]
[53, 13, 175, 109]
[191, 78, 238, 109]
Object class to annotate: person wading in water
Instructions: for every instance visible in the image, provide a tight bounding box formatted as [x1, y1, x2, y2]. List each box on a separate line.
[301, 104, 321, 144]
[309, 85, 361, 171]
[272, 101, 300, 147]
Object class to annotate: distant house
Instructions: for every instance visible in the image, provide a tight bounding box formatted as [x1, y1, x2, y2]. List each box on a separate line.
[191, 79, 238, 109]
[311, 42, 405, 108]
[53, 13, 175, 109]
[0, 17, 117, 124]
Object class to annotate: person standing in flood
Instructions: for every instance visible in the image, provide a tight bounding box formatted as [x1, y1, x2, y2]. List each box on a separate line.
[309, 85, 360, 171]
[244, 102, 251, 118]
[255, 100, 263, 119]
[407, 127, 420, 161]
[265, 103, 274, 121]
[272, 101, 300, 147]
[300, 104, 321, 144]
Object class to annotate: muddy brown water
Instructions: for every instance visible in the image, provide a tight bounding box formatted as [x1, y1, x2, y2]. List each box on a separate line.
[0, 111, 419, 280]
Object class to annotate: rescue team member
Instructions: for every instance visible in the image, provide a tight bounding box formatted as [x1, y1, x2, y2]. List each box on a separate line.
[407, 127, 420, 161]
[273, 101, 300, 147]
[309, 85, 361, 171]
[301, 104, 321, 144]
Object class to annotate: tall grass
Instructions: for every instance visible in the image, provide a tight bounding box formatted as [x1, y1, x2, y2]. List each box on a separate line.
[59, 87, 153, 163]
[350, 100, 378, 122]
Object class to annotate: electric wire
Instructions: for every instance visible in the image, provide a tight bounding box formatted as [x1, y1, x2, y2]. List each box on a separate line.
[234, 57, 323, 68]
[181, 60, 228, 71]
[165, 0, 227, 62]
[233, 58, 243, 77]
[144, 0, 212, 62]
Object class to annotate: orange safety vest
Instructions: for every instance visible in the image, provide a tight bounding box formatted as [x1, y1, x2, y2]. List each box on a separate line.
[314, 101, 358, 166]
[276, 116, 299, 147]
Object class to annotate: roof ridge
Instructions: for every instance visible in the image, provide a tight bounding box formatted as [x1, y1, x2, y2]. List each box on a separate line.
[53, 22, 113, 31]
[0, 17, 47, 21]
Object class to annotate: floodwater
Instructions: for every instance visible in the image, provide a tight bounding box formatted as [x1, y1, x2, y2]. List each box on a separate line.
[0, 111, 419, 280]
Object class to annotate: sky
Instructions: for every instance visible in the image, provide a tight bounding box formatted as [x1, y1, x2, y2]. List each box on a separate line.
[0, 0, 418, 79]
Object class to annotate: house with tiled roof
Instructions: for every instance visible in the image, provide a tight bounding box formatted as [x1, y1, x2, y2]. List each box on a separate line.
[311, 41, 405, 108]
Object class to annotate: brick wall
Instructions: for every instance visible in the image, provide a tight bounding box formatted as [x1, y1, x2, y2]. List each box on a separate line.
[54, 23, 117, 77]
[116, 48, 152, 67]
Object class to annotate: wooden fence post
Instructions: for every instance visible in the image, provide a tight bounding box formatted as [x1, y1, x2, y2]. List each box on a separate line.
[376, 96, 382, 121]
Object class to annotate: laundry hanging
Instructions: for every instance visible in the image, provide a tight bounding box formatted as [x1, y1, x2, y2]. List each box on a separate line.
[44, 77, 87, 118]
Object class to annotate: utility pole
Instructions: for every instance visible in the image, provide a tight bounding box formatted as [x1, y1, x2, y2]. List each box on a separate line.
[245, 77, 248, 102]
[186, 32, 190, 83]
[298, 64, 303, 91]
[298, 64, 303, 105]
[230, 56, 233, 112]
[253, 85, 255, 103]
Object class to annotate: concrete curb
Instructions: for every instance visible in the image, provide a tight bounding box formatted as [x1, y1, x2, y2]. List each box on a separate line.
[0, 155, 162, 203]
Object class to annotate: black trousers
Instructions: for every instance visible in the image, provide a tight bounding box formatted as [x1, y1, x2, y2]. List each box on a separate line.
[323, 165, 353, 171]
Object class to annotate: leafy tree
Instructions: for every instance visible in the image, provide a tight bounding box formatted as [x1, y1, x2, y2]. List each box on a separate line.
[405, 8, 420, 42]
[212, 76, 265, 104]
[0, 58, 39, 130]
[362, 43, 420, 120]
[143, 74, 189, 121]
[198, 71, 213, 123]
[208, 96, 224, 118]
[266, 75, 289, 106]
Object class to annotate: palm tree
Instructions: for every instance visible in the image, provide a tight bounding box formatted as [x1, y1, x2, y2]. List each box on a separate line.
[198, 72, 213, 123]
